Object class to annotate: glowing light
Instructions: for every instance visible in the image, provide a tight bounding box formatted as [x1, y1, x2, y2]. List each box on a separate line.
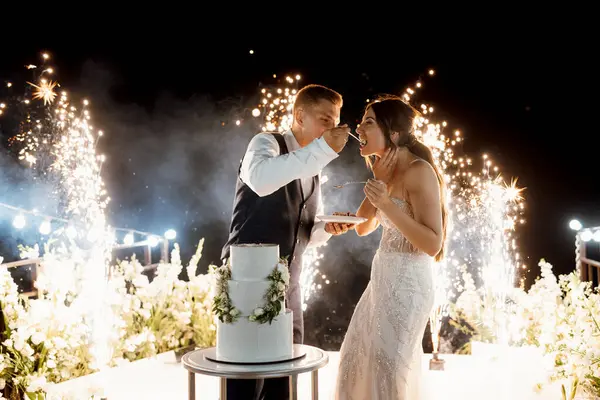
[252, 108, 261, 117]
[569, 219, 582, 231]
[165, 229, 176, 240]
[13, 215, 26, 229]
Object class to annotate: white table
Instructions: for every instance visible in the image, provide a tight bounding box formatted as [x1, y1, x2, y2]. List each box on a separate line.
[181, 344, 329, 400]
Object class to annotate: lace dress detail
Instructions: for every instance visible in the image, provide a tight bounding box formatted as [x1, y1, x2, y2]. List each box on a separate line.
[335, 198, 435, 400]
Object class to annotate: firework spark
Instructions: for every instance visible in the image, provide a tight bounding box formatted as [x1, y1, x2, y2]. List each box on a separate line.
[27, 78, 59, 105]
[402, 72, 525, 349]
[1, 52, 113, 368]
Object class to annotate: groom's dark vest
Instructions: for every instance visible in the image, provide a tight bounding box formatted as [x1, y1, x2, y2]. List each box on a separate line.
[221, 133, 320, 284]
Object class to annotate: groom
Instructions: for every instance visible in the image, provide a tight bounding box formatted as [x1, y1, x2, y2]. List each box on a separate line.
[221, 84, 354, 400]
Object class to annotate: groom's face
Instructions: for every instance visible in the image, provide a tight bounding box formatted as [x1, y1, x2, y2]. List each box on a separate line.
[300, 99, 341, 141]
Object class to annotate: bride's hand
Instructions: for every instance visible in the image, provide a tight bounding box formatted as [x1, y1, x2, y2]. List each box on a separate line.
[372, 147, 398, 183]
[364, 179, 391, 209]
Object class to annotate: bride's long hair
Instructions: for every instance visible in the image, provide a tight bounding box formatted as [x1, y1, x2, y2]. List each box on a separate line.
[363, 95, 448, 262]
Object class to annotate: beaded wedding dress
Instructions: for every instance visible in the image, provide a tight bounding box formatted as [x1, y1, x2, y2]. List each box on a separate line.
[335, 197, 435, 400]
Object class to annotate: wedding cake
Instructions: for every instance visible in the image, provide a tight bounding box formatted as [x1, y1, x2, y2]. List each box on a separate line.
[213, 243, 293, 363]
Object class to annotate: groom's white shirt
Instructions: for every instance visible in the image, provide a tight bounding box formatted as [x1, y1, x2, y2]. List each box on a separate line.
[240, 129, 338, 249]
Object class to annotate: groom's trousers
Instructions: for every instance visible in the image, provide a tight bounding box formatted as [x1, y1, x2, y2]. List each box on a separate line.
[226, 279, 303, 400]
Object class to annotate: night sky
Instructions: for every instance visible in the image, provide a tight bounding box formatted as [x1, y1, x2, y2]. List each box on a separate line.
[1, 31, 598, 347]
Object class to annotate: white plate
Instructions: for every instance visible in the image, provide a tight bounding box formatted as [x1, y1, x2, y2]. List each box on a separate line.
[316, 215, 367, 224]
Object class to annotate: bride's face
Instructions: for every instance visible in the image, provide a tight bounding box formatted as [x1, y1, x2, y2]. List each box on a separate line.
[357, 108, 387, 157]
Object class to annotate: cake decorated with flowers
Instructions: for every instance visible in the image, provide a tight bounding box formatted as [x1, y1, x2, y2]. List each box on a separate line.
[212, 243, 293, 363]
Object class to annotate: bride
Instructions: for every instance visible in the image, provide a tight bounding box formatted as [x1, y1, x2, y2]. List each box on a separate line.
[334, 95, 448, 399]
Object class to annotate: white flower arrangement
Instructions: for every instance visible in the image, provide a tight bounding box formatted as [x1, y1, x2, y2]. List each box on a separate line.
[1, 252, 95, 400]
[212, 257, 290, 325]
[0, 239, 217, 400]
[451, 259, 600, 399]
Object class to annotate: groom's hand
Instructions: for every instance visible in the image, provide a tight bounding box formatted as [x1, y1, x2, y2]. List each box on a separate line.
[325, 212, 356, 235]
[323, 125, 350, 153]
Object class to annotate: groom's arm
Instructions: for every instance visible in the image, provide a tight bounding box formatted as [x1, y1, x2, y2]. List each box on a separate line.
[240, 133, 338, 197]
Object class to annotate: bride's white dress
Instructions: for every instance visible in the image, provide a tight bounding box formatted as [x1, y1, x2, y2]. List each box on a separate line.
[335, 197, 435, 400]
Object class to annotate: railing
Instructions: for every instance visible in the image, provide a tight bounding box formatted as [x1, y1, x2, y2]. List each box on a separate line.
[576, 231, 600, 288]
[3, 238, 170, 298]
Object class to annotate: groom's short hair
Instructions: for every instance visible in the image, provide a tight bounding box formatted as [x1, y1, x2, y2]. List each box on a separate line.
[294, 84, 343, 111]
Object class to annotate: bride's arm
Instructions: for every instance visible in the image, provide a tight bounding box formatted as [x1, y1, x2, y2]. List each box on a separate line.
[355, 196, 379, 236]
[376, 161, 443, 256]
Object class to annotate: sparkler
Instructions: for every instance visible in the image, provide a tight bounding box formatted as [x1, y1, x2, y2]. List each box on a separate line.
[1, 52, 113, 370]
[403, 71, 525, 352]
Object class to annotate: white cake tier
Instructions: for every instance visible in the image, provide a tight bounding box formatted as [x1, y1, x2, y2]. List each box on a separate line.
[216, 310, 293, 363]
[230, 243, 280, 281]
[228, 280, 285, 316]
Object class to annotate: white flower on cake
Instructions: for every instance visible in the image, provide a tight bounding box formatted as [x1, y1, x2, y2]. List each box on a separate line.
[253, 308, 264, 316]
[277, 262, 290, 285]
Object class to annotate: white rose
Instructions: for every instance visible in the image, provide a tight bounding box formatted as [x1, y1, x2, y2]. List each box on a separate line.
[230, 308, 240, 317]
[277, 282, 285, 291]
[253, 308, 264, 316]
